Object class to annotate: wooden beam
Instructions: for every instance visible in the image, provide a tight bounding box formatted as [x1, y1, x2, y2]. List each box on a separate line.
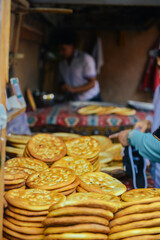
[18, 7, 73, 14]
[13, 0, 29, 8]
[0, 0, 11, 238]
[29, 0, 160, 6]
[4, 1, 11, 83]
[12, 13, 23, 74]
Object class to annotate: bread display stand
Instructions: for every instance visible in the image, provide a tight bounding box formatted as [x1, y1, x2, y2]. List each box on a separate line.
[0, 1, 11, 238]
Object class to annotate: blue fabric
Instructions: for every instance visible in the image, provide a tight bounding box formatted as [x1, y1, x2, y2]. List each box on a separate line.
[130, 130, 160, 164]
[88, 93, 102, 102]
[7, 113, 31, 135]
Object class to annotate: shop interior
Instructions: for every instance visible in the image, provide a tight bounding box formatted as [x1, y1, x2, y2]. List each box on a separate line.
[7, 0, 160, 136]
[1, 1, 160, 239]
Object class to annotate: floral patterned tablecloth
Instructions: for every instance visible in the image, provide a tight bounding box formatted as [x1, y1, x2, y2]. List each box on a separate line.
[27, 103, 153, 128]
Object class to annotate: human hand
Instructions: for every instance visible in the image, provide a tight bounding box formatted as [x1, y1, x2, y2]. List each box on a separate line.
[61, 84, 75, 93]
[109, 129, 132, 147]
[134, 120, 151, 132]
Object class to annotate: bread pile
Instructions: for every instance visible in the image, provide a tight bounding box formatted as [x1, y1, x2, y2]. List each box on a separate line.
[52, 132, 80, 142]
[5, 133, 160, 240]
[109, 188, 160, 240]
[51, 156, 93, 176]
[66, 136, 101, 171]
[4, 166, 35, 191]
[5, 157, 49, 191]
[4, 134, 126, 197]
[87, 135, 123, 173]
[104, 143, 123, 161]
[7, 134, 31, 147]
[77, 172, 126, 196]
[6, 134, 31, 157]
[78, 105, 136, 116]
[6, 132, 123, 173]
[99, 143, 123, 173]
[26, 167, 79, 196]
[3, 189, 66, 240]
[5, 157, 49, 172]
[23, 134, 67, 166]
[91, 135, 112, 152]
[43, 192, 120, 240]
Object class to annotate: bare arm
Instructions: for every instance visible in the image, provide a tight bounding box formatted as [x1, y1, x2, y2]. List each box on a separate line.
[110, 129, 160, 163]
[62, 77, 96, 94]
[73, 77, 96, 93]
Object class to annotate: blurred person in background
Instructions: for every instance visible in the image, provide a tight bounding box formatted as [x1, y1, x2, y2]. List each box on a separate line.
[57, 31, 101, 101]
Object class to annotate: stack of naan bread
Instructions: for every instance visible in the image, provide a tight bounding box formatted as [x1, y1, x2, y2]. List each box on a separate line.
[5, 157, 48, 171]
[4, 166, 35, 191]
[4, 132, 160, 240]
[3, 189, 65, 240]
[52, 132, 80, 142]
[91, 135, 124, 173]
[26, 167, 79, 196]
[43, 192, 120, 240]
[4, 133, 125, 196]
[78, 105, 136, 116]
[109, 188, 160, 240]
[6, 135, 31, 157]
[6, 132, 124, 173]
[23, 134, 67, 167]
[66, 136, 101, 171]
[51, 156, 94, 175]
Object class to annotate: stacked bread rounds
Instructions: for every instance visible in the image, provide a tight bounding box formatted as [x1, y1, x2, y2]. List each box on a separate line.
[3, 133, 135, 240]
[26, 167, 79, 195]
[66, 136, 101, 169]
[6, 135, 31, 157]
[52, 132, 80, 142]
[5, 157, 48, 172]
[43, 192, 120, 240]
[24, 134, 67, 166]
[5, 146, 24, 157]
[6, 135, 32, 158]
[78, 105, 105, 115]
[91, 135, 112, 152]
[7, 135, 31, 145]
[4, 167, 27, 191]
[51, 156, 93, 175]
[4, 166, 36, 191]
[4, 189, 66, 240]
[109, 189, 160, 239]
[100, 143, 124, 173]
[78, 105, 136, 116]
[104, 144, 123, 161]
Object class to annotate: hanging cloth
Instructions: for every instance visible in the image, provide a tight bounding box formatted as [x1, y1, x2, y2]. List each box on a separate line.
[92, 37, 104, 74]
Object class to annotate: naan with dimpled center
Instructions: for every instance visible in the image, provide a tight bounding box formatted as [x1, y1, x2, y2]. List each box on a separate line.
[79, 172, 126, 196]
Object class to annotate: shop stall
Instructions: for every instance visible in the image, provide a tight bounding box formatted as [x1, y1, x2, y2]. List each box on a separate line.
[1, 0, 160, 240]
[27, 101, 153, 133]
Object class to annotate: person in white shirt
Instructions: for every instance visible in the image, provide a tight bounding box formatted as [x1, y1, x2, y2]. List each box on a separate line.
[57, 33, 101, 101]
